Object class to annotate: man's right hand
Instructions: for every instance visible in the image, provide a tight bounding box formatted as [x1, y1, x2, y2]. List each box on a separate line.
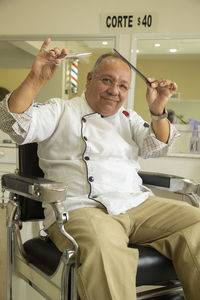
[8, 38, 68, 114]
[30, 38, 68, 83]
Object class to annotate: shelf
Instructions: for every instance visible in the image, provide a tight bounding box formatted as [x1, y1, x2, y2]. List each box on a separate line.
[168, 152, 200, 158]
[169, 99, 200, 103]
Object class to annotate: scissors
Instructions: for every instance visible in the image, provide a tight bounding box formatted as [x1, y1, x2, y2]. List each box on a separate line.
[113, 48, 151, 86]
[55, 52, 92, 60]
[48, 51, 92, 65]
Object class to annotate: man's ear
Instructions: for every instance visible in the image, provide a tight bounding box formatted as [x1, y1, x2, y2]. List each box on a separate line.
[85, 72, 93, 89]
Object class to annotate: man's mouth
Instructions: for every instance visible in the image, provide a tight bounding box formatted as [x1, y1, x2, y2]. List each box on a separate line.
[101, 96, 120, 103]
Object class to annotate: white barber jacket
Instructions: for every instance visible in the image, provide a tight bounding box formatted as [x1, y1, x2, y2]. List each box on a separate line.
[1, 93, 178, 229]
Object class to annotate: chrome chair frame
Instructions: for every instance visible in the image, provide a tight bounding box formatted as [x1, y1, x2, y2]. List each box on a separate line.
[5, 176, 78, 300]
[2, 144, 200, 300]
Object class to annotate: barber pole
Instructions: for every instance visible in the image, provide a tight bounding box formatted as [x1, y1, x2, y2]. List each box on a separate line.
[65, 60, 70, 96]
[71, 59, 79, 94]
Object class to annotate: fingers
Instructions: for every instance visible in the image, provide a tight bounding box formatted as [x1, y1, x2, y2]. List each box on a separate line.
[49, 47, 64, 57]
[39, 38, 68, 67]
[147, 77, 178, 93]
[169, 81, 178, 92]
[48, 47, 68, 66]
[40, 38, 51, 53]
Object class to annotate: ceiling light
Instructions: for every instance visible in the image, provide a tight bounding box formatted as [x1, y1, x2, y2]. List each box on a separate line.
[169, 48, 177, 53]
[136, 49, 140, 53]
[102, 41, 108, 45]
[154, 43, 160, 47]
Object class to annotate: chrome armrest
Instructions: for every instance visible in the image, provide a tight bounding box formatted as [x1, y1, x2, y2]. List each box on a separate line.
[1, 173, 67, 202]
[139, 171, 200, 207]
[139, 171, 200, 193]
[2, 173, 78, 253]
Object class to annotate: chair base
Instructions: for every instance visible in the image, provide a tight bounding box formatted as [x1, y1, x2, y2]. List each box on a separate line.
[141, 292, 185, 300]
[137, 286, 184, 300]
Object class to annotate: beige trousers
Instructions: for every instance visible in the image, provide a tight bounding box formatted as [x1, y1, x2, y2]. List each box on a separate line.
[48, 196, 200, 300]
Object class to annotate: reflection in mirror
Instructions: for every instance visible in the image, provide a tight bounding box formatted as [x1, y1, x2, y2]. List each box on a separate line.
[134, 38, 200, 123]
[0, 38, 114, 102]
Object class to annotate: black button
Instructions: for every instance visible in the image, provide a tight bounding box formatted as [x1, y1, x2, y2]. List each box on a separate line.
[84, 156, 90, 160]
[82, 117, 86, 123]
[143, 122, 150, 128]
[88, 176, 94, 182]
[83, 136, 88, 141]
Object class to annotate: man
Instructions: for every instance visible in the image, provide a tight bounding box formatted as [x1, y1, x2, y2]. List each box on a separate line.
[0, 38, 200, 300]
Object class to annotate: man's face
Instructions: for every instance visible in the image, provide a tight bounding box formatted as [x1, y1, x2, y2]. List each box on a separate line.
[85, 56, 131, 116]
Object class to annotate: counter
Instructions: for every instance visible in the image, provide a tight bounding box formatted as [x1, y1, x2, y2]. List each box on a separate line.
[139, 124, 200, 182]
[139, 153, 200, 182]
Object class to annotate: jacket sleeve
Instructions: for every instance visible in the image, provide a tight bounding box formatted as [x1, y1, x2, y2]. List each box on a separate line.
[0, 93, 64, 144]
[128, 110, 180, 159]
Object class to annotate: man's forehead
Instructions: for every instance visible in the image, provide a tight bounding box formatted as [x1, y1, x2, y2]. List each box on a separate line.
[97, 56, 130, 73]
[101, 56, 129, 67]
[96, 56, 131, 80]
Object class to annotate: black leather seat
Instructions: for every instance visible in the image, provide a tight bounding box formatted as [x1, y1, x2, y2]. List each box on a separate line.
[2, 143, 185, 300]
[23, 237, 177, 285]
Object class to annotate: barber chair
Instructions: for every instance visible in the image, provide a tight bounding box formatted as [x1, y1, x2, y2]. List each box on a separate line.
[2, 143, 200, 300]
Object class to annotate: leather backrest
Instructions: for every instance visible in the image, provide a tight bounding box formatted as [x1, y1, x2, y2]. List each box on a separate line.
[18, 143, 45, 221]
[19, 143, 44, 178]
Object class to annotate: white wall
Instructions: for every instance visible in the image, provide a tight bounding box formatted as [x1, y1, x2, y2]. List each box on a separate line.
[1, 0, 200, 107]
[0, 0, 200, 36]
[1, 0, 200, 103]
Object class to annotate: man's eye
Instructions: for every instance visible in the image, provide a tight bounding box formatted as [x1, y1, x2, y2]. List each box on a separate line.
[102, 78, 112, 85]
[119, 84, 129, 91]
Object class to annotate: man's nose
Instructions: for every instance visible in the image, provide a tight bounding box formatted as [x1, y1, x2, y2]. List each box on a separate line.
[107, 83, 119, 95]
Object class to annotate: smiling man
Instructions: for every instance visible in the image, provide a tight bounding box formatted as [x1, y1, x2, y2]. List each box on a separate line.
[0, 38, 200, 300]
[85, 55, 131, 116]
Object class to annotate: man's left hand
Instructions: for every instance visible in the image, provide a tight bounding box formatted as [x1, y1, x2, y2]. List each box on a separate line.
[146, 78, 178, 116]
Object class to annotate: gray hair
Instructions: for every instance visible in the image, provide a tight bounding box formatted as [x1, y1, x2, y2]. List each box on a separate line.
[91, 52, 131, 77]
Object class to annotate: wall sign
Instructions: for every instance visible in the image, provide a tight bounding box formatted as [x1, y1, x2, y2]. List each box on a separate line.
[100, 12, 157, 33]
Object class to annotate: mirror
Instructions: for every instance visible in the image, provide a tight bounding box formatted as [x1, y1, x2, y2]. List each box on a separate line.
[0, 37, 115, 102]
[133, 38, 200, 123]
